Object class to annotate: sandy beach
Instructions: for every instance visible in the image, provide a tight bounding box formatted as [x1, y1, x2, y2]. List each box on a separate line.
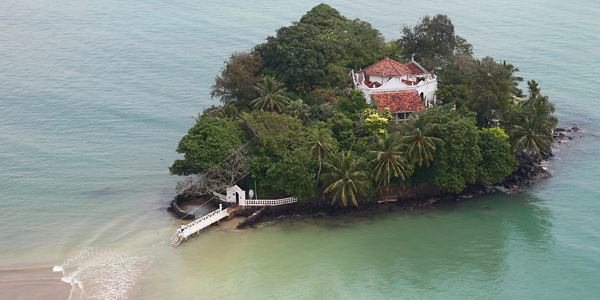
[0, 266, 71, 300]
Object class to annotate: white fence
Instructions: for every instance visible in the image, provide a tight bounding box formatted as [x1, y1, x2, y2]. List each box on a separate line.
[212, 187, 297, 207]
[170, 204, 228, 247]
[243, 197, 297, 206]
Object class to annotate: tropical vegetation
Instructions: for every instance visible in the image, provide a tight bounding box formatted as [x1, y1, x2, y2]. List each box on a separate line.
[171, 4, 558, 207]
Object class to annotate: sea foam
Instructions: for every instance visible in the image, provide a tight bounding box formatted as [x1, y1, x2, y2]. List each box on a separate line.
[57, 248, 152, 300]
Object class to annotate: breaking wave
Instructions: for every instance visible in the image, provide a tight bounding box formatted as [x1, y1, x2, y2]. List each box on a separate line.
[54, 248, 152, 300]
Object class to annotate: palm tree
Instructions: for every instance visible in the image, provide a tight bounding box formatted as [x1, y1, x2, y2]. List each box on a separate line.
[216, 104, 238, 120]
[503, 61, 524, 98]
[399, 115, 442, 167]
[322, 151, 370, 207]
[287, 99, 310, 122]
[533, 104, 558, 136]
[308, 128, 336, 187]
[510, 78, 557, 158]
[510, 116, 553, 157]
[522, 82, 558, 136]
[526, 80, 541, 100]
[250, 76, 291, 112]
[370, 131, 409, 188]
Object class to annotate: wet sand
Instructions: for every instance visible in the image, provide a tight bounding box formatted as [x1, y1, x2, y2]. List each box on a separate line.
[0, 266, 71, 300]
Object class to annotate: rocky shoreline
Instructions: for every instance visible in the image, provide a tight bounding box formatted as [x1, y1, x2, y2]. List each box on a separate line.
[171, 125, 581, 229]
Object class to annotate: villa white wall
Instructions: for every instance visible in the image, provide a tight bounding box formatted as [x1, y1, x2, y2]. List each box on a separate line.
[368, 75, 409, 85]
[417, 80, 437, 106]
[359, 78, 437, 106]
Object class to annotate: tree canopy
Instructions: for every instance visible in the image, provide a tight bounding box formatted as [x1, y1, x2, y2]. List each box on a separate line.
[210, 51, 263, 109]
[170, 116, 245, 176]
[477, 127, 518, 185]
[397, 14, 472, 70]
[256, 4, 391, 92]
[425, 107, 482, 193]
[466, 57, 515, 127]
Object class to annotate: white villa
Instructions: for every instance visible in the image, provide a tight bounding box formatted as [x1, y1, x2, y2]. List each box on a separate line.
[351, 57, 438, 120]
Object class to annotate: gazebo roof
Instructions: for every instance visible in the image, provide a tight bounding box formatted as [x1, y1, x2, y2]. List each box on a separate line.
[363, 57, 411, 77]
[404, 60, 428, 75]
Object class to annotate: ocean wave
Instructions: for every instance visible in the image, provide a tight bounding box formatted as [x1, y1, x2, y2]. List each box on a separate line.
[54, 248, 153, 300]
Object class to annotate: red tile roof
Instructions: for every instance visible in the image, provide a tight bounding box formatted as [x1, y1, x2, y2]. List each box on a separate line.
[363, 57, 411, 77]
[404, 61, 425, 75]
[364, 78, 381, 88]
[401, 79, 419, 86]
[373, 91, 426, 113]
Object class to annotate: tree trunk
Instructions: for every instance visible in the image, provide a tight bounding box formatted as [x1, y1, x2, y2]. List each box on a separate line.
[315, 156, 322, 187]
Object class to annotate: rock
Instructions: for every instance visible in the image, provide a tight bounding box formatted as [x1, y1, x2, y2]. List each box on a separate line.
[237, 207, 271, 229]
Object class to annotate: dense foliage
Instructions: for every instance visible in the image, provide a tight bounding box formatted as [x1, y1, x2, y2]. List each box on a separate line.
[171, 4, 557, 207]
[397, 14, 472, 71]
[256, 4, 397, 92]
[170, 116, 245, 176]
[477, 127, 519, 186]
[210, 51, 263, 109]
[422, 107, 482, 193]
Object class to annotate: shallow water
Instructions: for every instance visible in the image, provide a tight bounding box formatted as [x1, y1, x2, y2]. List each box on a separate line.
[1, 0, 599, 299]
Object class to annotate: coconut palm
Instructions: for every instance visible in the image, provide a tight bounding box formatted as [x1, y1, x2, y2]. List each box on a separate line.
[308, 128, 337, 186]
[510, 116, 553, 157]
[533, 106, 558, 136]
[216, 104, 238, 120]
[370, 131, 409, 188]
[526, 80, 541, 100]
[250, 76, 291, 112]
[322, 151, 370, 207]
[503, 61, 524, 98]
[399, 115, 442, 167]
[287, 99, 310, 122]
[521, 82, 558, 136]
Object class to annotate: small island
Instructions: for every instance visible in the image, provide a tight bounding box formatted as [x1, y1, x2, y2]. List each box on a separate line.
[168, 4, 559, 230]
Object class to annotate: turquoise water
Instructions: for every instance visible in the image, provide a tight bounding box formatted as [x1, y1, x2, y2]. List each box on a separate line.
[1, 0, 599, 299]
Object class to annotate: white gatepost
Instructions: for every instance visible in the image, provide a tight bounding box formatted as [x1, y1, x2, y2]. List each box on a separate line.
[226, 185, 246, 205]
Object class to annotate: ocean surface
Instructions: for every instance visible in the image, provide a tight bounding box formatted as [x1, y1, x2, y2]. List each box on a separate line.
[1, 0, 599, 299]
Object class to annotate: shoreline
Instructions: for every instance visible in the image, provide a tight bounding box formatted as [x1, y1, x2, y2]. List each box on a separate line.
[176, 163, 547, 229]
[175, 160, 534, 228]
[175, 125, 581, 229]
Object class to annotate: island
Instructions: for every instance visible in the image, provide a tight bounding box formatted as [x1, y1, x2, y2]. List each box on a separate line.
[168, 4, 559, 231]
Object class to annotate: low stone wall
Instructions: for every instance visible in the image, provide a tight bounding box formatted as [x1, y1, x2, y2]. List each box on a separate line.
[167, 194, 196, 220]
[237, 207, 271, 229]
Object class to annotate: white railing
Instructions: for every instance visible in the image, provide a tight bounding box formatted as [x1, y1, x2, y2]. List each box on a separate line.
[170, 204, 228, 247]
[243, 197, 297, 206]
[212, 191, 227, 202]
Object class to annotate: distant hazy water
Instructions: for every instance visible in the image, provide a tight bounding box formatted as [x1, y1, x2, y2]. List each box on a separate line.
[1, 0, 599, 299]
